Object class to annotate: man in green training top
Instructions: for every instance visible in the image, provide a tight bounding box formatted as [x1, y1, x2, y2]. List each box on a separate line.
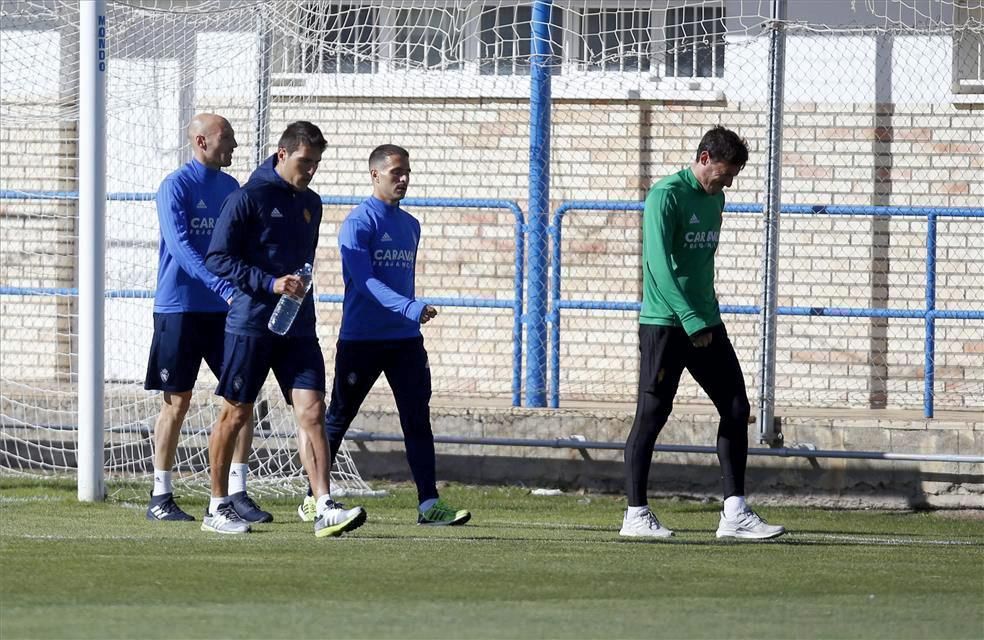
[619, 126, 785, 541]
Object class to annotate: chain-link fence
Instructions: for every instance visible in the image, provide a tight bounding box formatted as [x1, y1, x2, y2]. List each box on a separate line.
[1, 0, 981, 487]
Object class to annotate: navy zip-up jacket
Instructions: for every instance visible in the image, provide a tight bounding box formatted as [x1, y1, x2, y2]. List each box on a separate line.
[205, 154, 322, 337]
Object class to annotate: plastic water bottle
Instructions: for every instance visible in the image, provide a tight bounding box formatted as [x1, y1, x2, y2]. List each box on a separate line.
[267, 263, 313, 335]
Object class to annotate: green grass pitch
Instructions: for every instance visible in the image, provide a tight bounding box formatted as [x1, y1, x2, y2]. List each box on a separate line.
[1, 479, 981, 639]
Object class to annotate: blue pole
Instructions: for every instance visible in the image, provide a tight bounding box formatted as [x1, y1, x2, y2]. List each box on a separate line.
[513, 212, 526, 407]
[549, 209, 564, 408]
[525, 0, 552, 407]
[924, 213, 937, 418]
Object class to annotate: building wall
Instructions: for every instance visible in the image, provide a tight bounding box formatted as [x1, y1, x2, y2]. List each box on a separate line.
[1, 18, 981, 410]
[0, 103, 77, 384]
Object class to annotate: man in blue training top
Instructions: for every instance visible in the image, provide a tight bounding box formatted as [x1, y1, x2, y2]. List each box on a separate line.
[297, 144, 470, 527]
[205, 121, 366, 537]
[144, 113, 271, 524]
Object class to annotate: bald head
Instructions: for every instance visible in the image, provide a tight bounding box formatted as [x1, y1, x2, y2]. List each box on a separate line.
[188, 113, 237, 169]
[188, 113, 226, 140]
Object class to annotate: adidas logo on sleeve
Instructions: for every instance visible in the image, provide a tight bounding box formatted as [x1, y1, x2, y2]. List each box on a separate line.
[196, 199, 208, 209]
[271, 208, 283, 218]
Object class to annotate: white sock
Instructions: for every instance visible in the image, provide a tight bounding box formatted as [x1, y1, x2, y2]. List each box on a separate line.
[228, 463, 248, 495]
[209, 496, 229, 515]
[626, 505, 650, 518]
[316, 494, 334, 517]
[419, 498, 438, 514]
[724, 496, 748, 519]
[152, 469, 172, 496]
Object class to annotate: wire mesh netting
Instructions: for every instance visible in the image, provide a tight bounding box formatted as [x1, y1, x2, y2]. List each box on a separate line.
[1, 1, 981, 492]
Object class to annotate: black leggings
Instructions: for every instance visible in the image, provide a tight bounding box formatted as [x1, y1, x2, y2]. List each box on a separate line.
[624, 324, 749, 506]
[323, 337, 438, 504]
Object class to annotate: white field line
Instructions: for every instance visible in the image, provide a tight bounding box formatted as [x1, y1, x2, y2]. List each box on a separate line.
[15, 533, 253, 542]
[0, 496, 62, 504]
[17, 534, 171, 541]
[491, 519, 982, 545]
[800, 533, 979, 546]
[12, 530, 979, 547]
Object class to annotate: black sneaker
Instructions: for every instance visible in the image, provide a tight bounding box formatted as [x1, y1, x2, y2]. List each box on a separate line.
[146, 492, 195, 521]
[228, 491, 273, 523]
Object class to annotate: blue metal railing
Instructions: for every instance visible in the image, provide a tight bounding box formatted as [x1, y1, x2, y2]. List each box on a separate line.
[548, 201, 984, 414]
[0, 191, 527, 406]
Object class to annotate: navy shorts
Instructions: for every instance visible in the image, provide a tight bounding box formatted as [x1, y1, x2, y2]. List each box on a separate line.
[144, 312, 226, 392]
[215, 333, 326, 405]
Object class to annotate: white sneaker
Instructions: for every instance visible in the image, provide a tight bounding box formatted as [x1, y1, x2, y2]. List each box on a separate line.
[201, 503, 251, 535]
[314, 501, 367, 538]
[619, 508, 674, 538]
[716, 509, 785, 540]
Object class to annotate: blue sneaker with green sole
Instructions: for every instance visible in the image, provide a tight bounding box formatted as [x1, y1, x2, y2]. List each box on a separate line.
[418, 499, 471, 526]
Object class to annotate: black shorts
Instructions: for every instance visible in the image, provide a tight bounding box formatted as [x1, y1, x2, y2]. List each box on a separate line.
[215, 333, 326, 405]
[637, 323, 746, 402]
[144, 312, 226, 392]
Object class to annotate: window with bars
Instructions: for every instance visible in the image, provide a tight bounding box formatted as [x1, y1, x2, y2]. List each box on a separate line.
[392, 7, 466, 71]
[293, 2, 727, 81]
[953, 3, 983, 91]
[478, 4, 562, 76]
[298, 3, 377, 74]
[664, 4, 725, 78]
[580, 8, 654, 72]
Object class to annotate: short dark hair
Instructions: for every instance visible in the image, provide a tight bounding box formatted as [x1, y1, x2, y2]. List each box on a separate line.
[695, 126, 749, 168]
[278, 121, 327, 154]
[369, 144, 410, 169]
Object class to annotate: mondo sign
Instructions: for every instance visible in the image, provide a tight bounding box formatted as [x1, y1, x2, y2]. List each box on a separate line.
[97, 15, 106, 71]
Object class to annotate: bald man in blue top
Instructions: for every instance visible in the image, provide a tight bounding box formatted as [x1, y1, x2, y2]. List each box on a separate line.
[144, 113, 270, 524]
[297, 144, 470, 527]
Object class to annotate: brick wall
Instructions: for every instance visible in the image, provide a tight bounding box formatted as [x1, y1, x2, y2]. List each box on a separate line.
[0, 105, 76, 383]
[1, 97, 981, 409]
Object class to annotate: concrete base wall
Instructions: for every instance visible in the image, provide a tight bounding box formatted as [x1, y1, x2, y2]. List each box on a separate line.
[344, 398, 984, 509]
[1, 389, 980, 508]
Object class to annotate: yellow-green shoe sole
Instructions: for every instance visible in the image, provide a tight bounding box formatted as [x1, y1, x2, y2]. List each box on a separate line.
[315, 508, 367, 538]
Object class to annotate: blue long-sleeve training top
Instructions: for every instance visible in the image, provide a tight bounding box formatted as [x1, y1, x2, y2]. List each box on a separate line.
[154, 159, 238, 313]
[205, 154, 322, 337]
[338, 196, 426, 341]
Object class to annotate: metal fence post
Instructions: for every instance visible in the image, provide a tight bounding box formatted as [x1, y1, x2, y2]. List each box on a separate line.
[924, 212, 937, 418]
[525, 0, 553, 407]
[253, 6, 272, 166]
[757, 0, 787, 446]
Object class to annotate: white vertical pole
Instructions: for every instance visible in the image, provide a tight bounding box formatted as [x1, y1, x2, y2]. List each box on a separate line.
[78, 0, 107, 502]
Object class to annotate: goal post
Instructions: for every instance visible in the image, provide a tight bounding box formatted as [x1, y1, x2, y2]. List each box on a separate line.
[1, 0, 384, 501]
[78, 0, 107, 502]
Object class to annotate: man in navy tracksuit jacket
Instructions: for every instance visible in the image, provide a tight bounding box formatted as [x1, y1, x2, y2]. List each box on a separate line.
[204, 121, 365, 538]
[143, 113, 270, 525]
[297, 144, 470, 527]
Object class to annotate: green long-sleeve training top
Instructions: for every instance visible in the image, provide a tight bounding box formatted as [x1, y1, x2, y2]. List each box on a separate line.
[640, 167, 724, 336]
